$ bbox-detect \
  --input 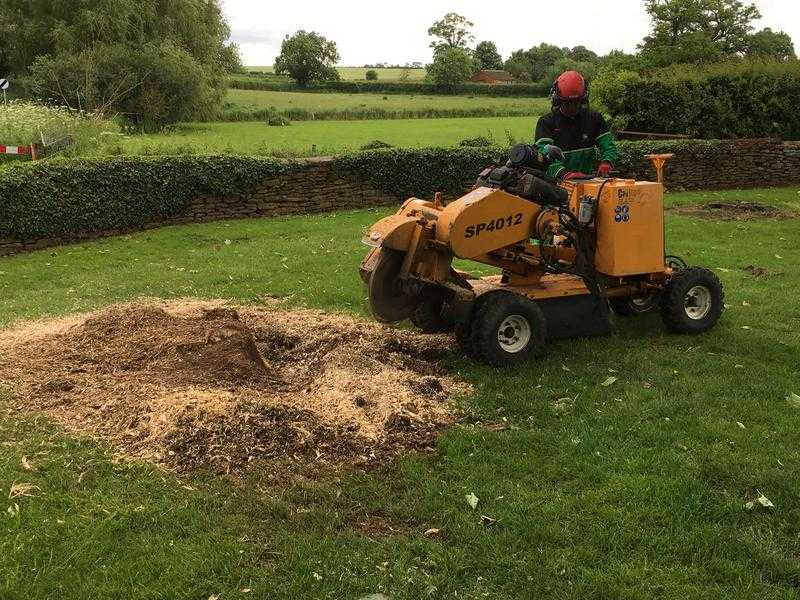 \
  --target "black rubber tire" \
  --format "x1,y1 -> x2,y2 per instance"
610,293 -> 661,317
411,297 -> 453,333
660,267 -> 724,334
472,293 -> 547,367
454,293 -> 496,359
367,249 -> 418,323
